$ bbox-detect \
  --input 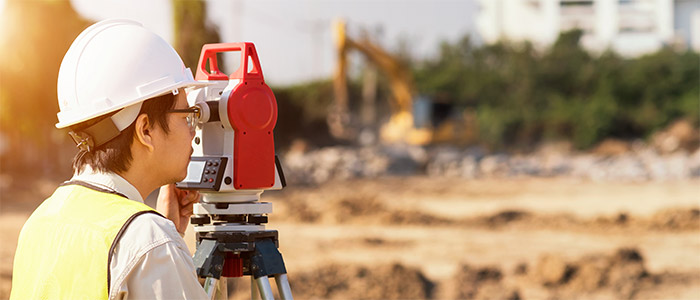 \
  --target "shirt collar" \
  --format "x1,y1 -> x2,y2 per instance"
71,165 -> 144,203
